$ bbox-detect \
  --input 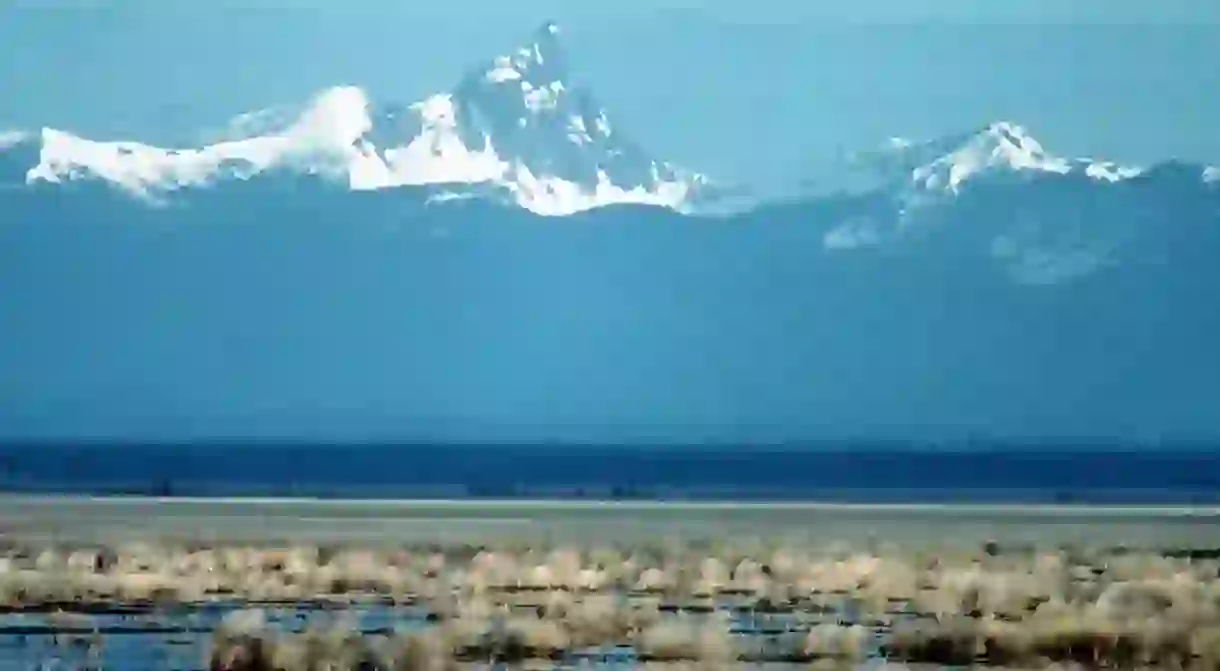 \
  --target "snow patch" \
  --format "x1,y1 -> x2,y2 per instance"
566,116 -> 592,145
505,164 -> 696,217
11,22 -> 709,218
910,122 -> 1072,193
594,112 -> 612,137
1083,161 -> 1143,182
19,82 -> 699,217
485,57 -> 522,83
26,86 -> 372,194
522,81 -> 565,113
350,94 -> 508,188
872,122 -> 1143,197
425,190 -> 480,205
